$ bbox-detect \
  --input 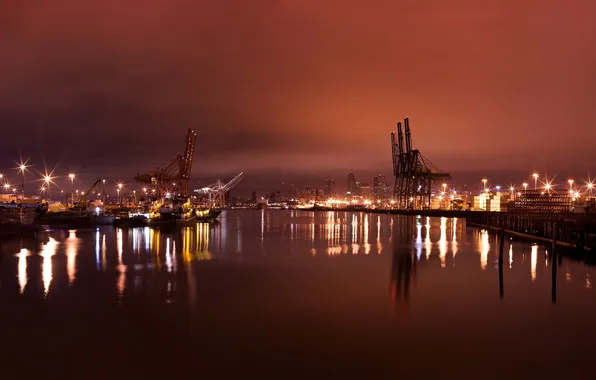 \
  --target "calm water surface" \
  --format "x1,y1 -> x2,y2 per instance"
1,210 -> 595,378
